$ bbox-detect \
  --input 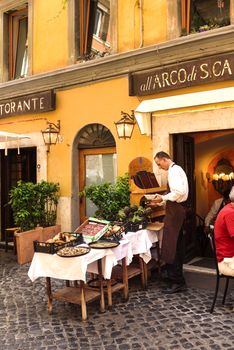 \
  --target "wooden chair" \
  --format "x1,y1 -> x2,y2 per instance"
196,214 -> 209,256
208,230 -> 234,313
5,227 -> 20,253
